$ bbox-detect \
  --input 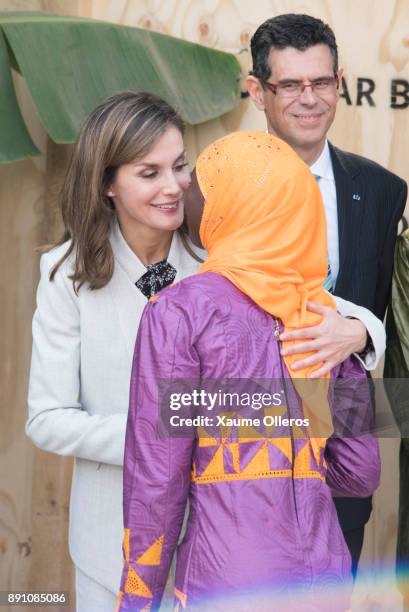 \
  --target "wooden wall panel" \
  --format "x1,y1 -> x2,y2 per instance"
0,3 -> 78,611
0,156 -> 45,608
82,0 -> 409,201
